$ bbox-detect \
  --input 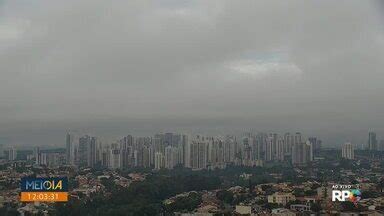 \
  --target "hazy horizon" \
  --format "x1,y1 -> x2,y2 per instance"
0,117 -> 382,148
